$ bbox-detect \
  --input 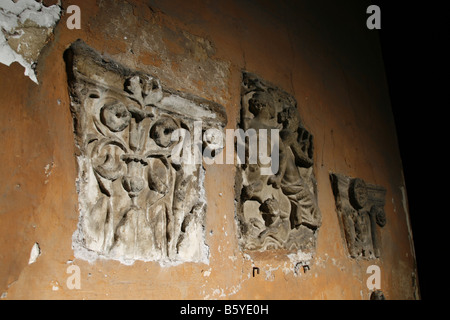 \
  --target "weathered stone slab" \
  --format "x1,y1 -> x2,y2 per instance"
235,72 -> 321,260
65,40 -> 226,265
